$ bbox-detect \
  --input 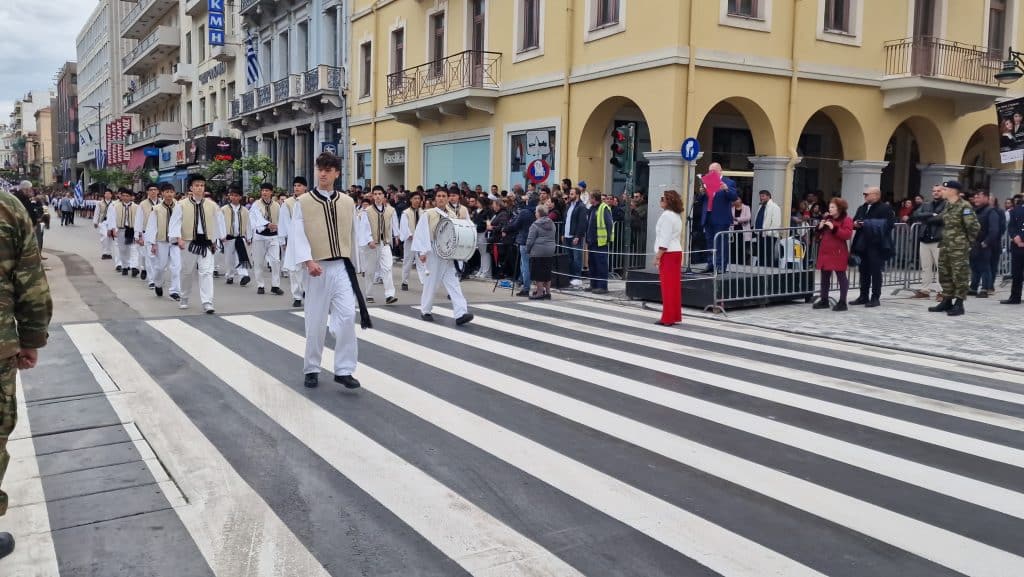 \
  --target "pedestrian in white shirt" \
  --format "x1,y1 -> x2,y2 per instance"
400,192 -> 426,290
105,188 -> 139,276
134,183 -> 161,286
249,183 -> 284,295
220,184 -> 252,286
280,176 -> 309,307
169,174 -> 226,313
144,183 -> 182,299
413,188 -> 474,326
360,185 -> 400,304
